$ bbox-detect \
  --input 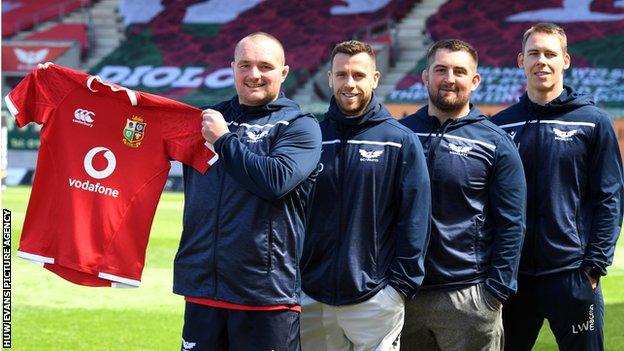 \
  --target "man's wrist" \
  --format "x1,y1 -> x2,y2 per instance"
213,132 -> 231,150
